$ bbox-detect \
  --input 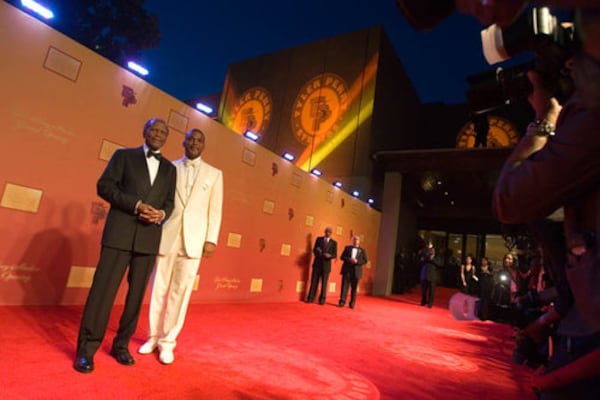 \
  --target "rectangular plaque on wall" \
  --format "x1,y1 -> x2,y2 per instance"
168,110 -> 188,133
66,266 -> 95,288
0,183 -> 43,213
280,244 -> 291,256
326,190 -> 334,203
296,281 -> 305,293
305,215 -> 314,227
291,173 -> 303,188
43,46 -> 82,82
328,282 -> 337,293
263,199 -> 275,214
250,278 -> 263,293
227,233 -> 242,248
242,148 -> 256,166
99,139 -> 123,161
